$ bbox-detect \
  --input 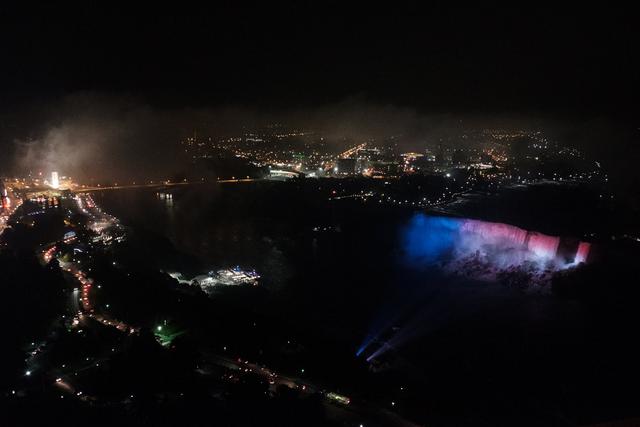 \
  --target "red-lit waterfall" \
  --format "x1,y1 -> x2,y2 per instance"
459,218 -> 590,264
461,220 -> 528,247
526,233 -> 561,260
575,241 -> 591,264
